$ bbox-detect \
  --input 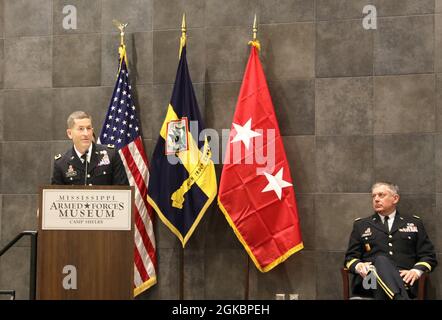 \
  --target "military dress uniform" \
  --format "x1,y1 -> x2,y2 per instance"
51,143 -> 129,185
344,212 -> 437,299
